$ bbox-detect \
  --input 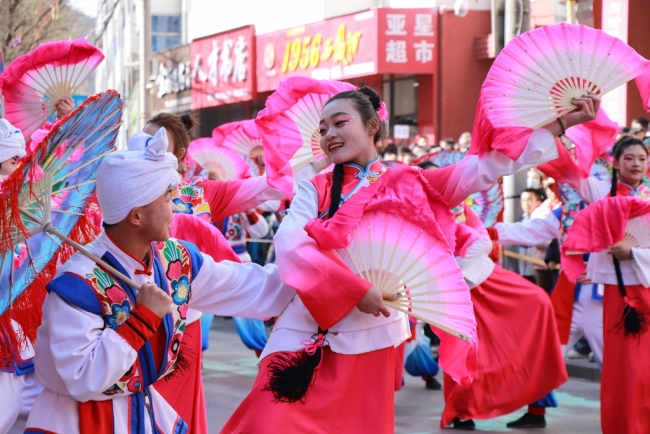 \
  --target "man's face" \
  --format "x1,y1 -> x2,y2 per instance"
136,189 -> 174,242
520,192 -> 542,215
0,156 -> 19,176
